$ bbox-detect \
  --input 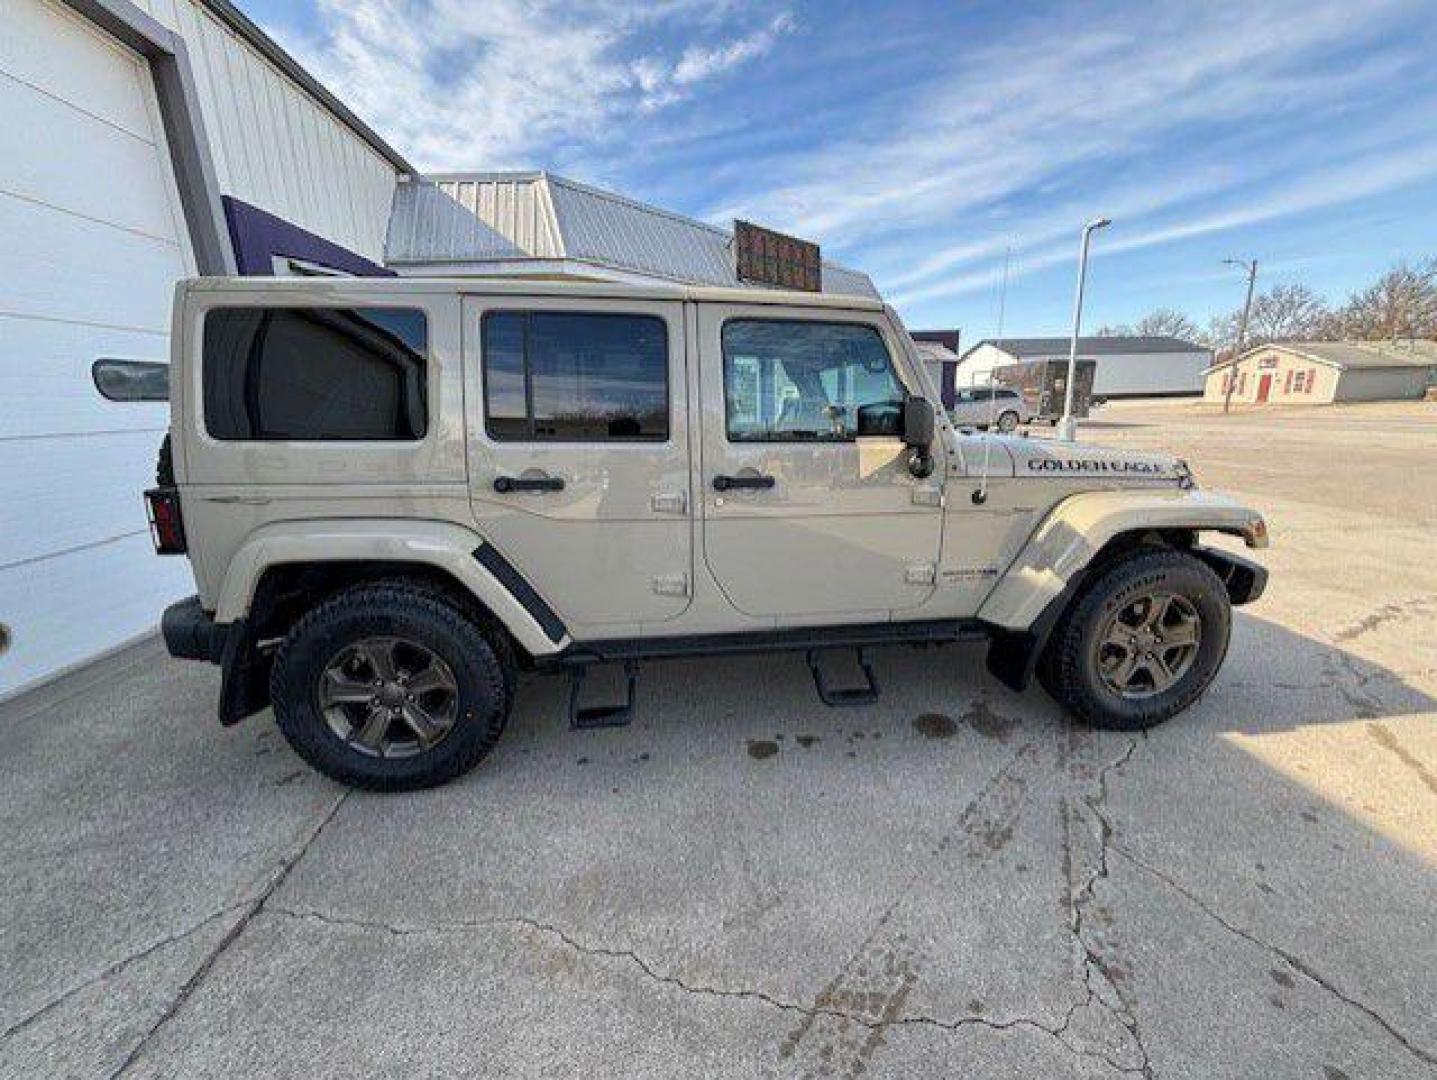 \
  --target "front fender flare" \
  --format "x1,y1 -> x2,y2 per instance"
978,489 -> 1268,633
215,519 -> 569,657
